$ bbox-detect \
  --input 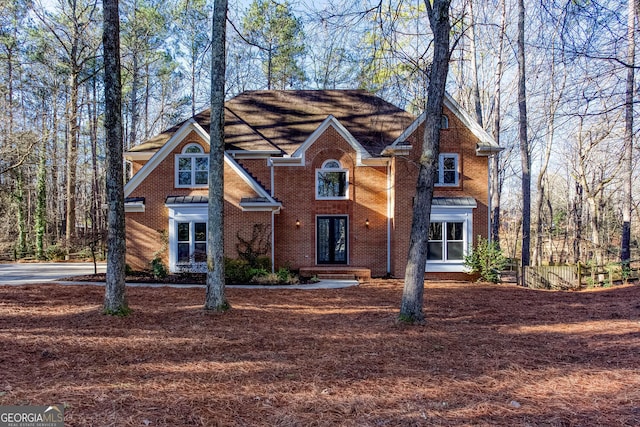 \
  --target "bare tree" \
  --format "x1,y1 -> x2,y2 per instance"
517,0 -> 531,280
103,0 -> 128,314
205,0 -> 230,312
621,0 -> 635,274
489,0 -> 506,245
399,0 -> 451,324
